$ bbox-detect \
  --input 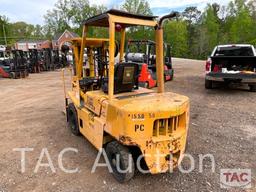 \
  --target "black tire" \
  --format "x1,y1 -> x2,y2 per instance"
9,72 -> 15,79
249,85 -> 256,92
17,72 -> 21,79
25,70 -> 29,77
67,103 -> 80,136
170,70 -> 174,81
205,79 -> 213,89
164,75 -> 167,82
149,69 -> 156,80
106,141 -> 135,183
144,82 -> 149,89
21,71 -> 25,78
